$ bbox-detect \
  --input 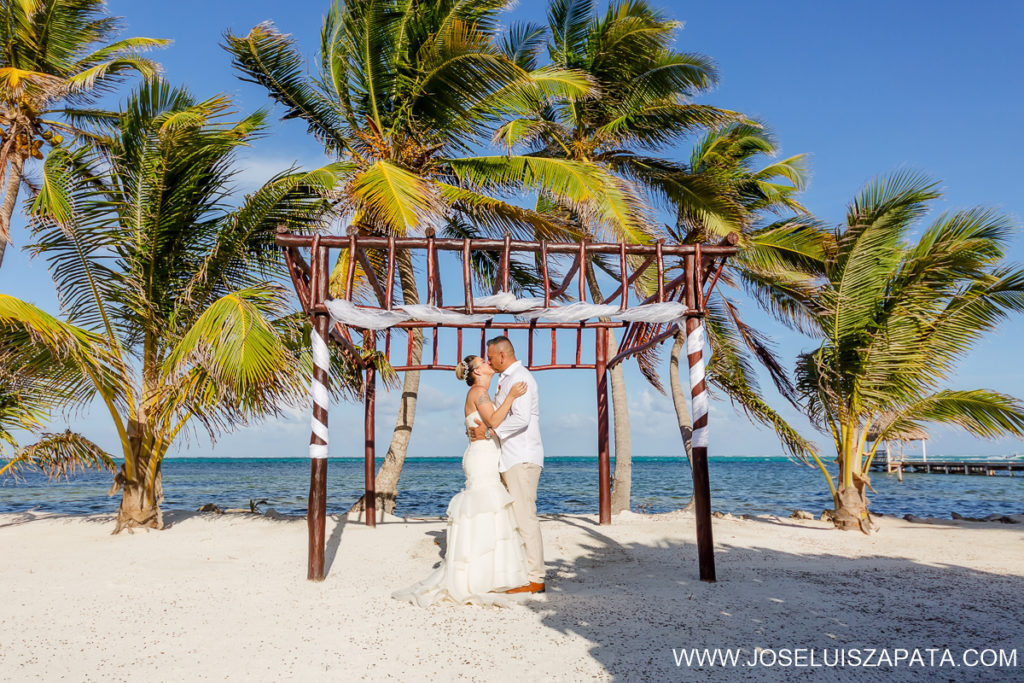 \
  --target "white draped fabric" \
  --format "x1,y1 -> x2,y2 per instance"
396,304 -> 493,324
611,301 -> 687,323
517,301 -> 620,321
324,299 -> 411,329
472,292 -> 546,312
325,295 -> 690,328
